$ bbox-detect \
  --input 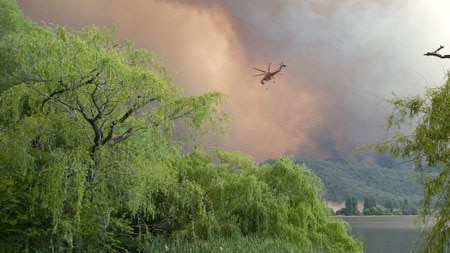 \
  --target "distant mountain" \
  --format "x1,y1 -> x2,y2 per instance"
265,157 -> 423,207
